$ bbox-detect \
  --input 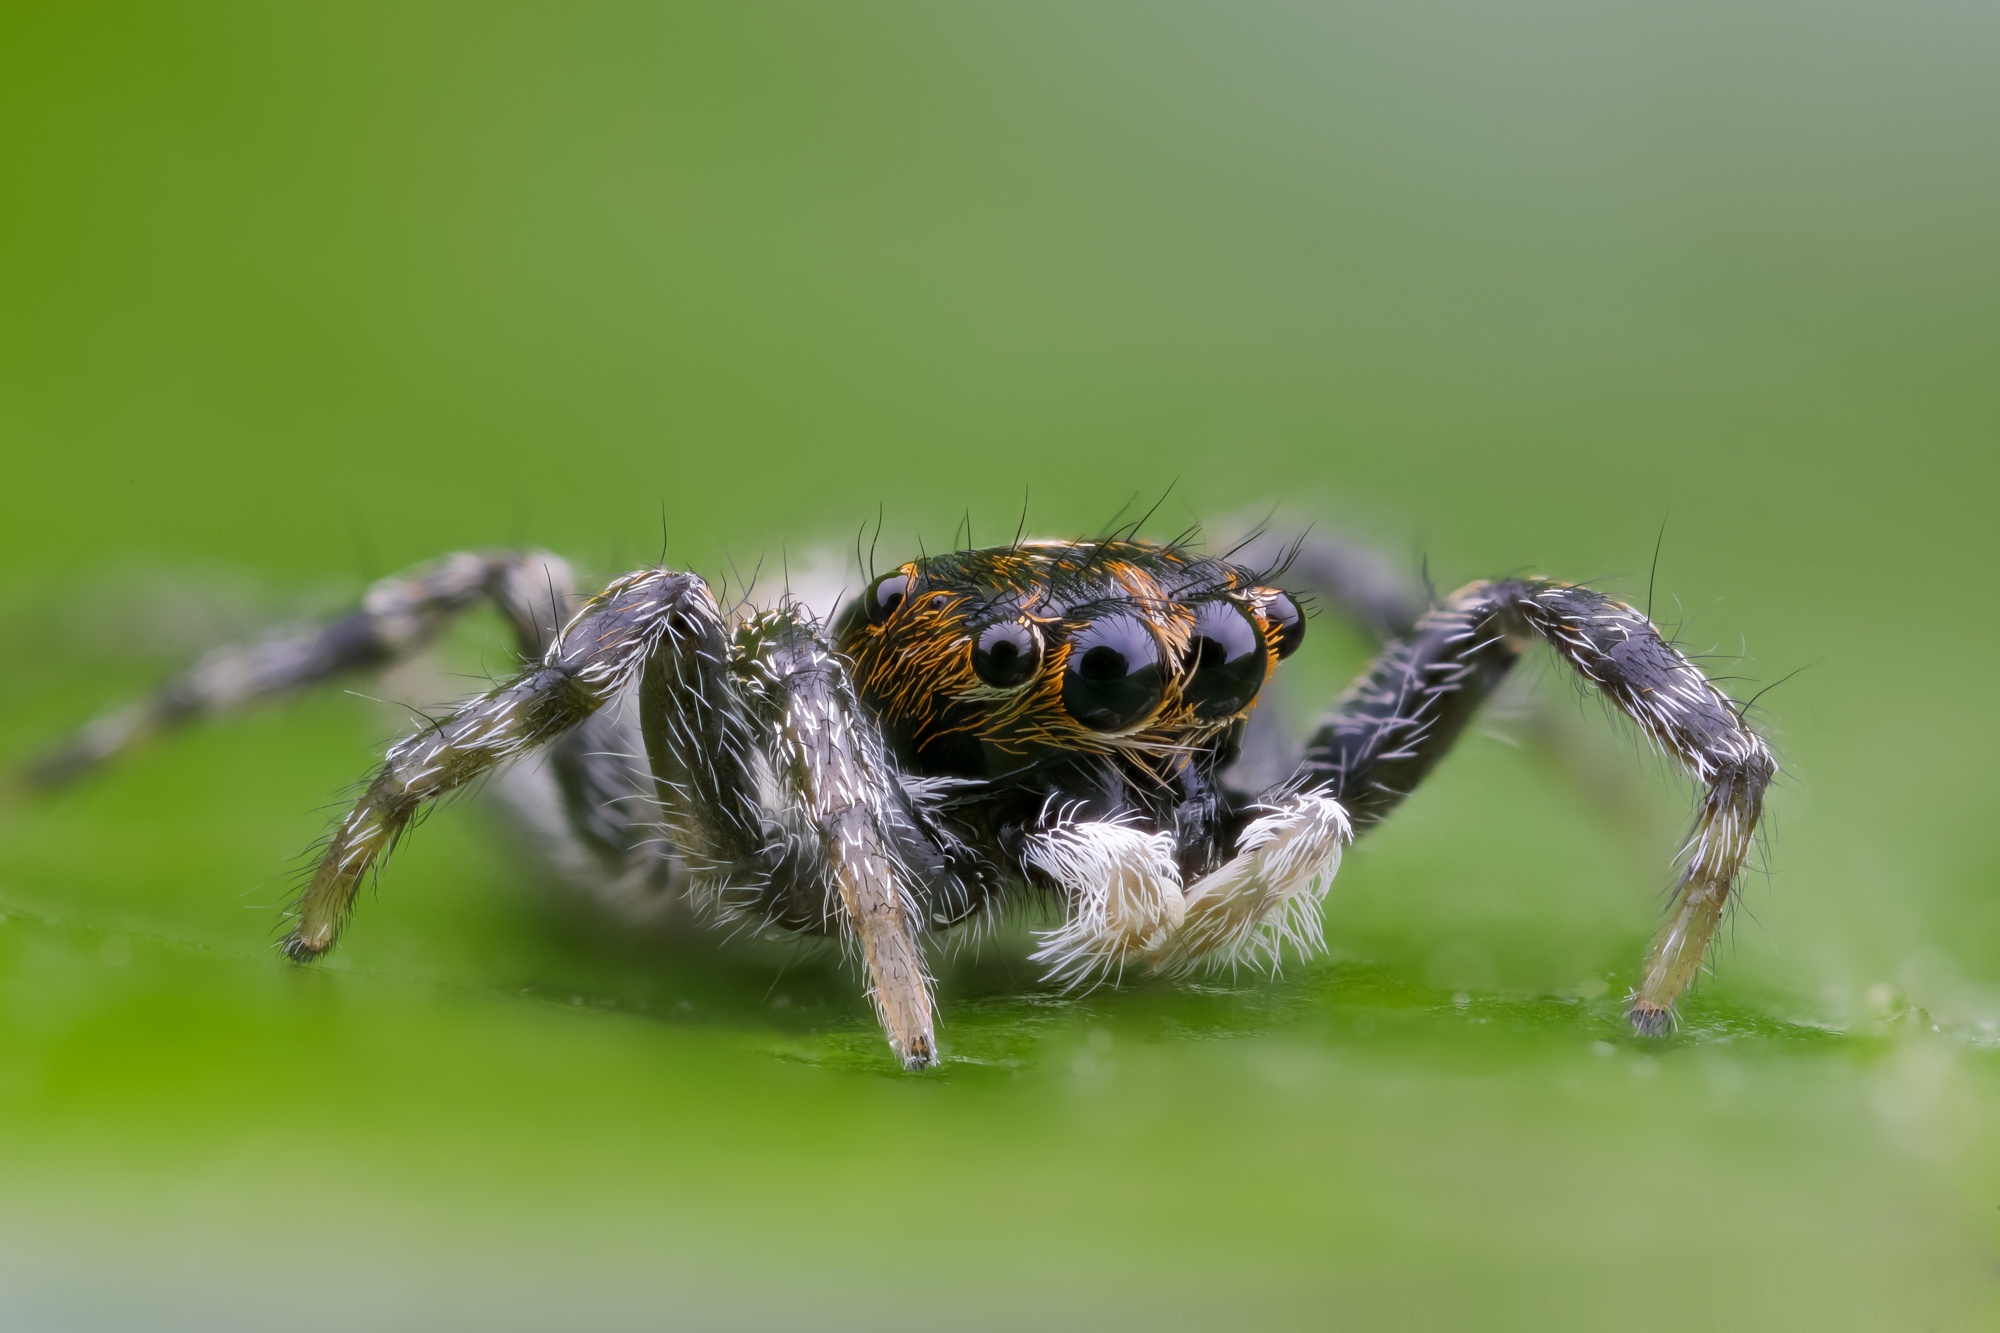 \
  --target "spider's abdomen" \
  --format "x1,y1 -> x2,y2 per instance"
832,539 -> 1304,782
